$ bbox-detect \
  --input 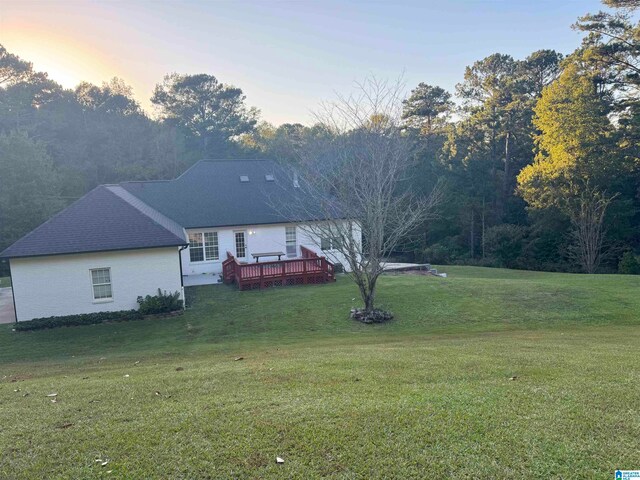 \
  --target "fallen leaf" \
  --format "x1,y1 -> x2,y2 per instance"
134,361 -> 140,365
101,460 -> 109,467
155,391 -> 161,396
51,399 -> 57,403
58,422 -> 74,429
46,393 -> 57,397
276,457 -> 284,464
22,392 -> 29,397
123,374 -> 130,378
234,357 -> 244,361
509,376 -> 518,381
